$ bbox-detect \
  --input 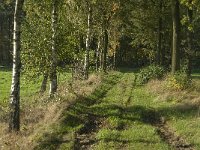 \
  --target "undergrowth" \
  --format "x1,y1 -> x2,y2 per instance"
136,65 -> 165,85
